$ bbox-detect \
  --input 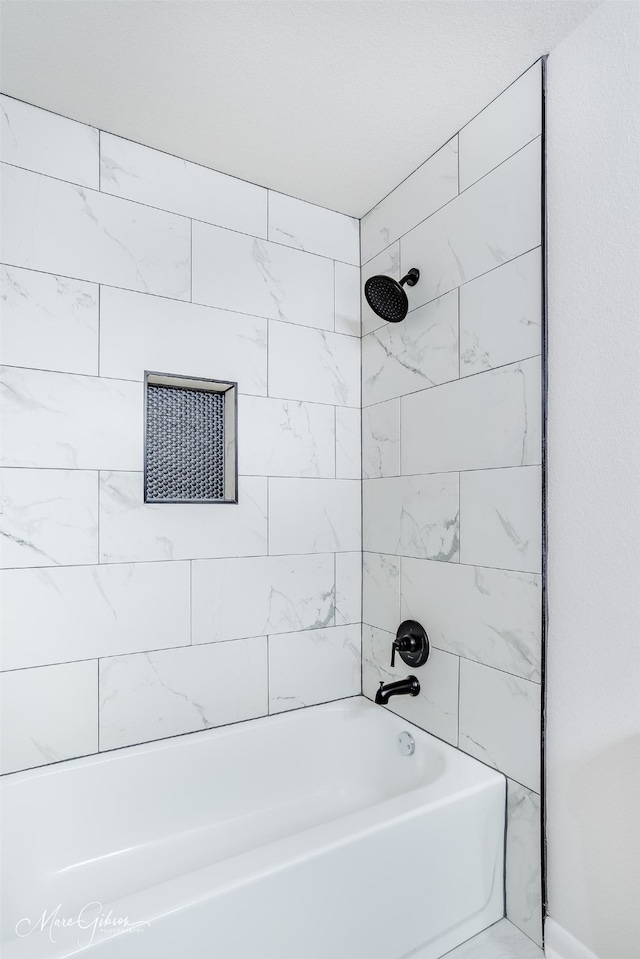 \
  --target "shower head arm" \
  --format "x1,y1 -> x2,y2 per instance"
399,268 -> 420,288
